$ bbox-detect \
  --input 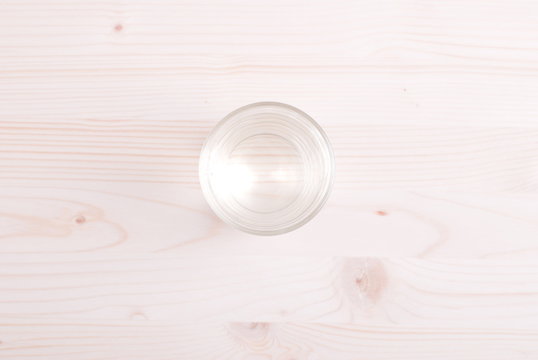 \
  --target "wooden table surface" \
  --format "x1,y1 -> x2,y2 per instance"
1,0 -> 538,358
